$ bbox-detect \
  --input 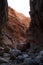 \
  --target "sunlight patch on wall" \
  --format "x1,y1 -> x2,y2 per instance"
8,0 -> 30,17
